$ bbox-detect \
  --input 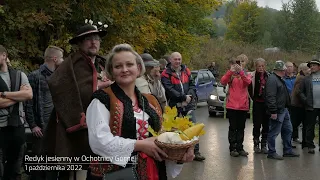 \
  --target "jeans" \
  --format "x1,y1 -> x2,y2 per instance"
267,108 -> 293,155
227,109 -> 247,152
305,108 -> 320,148
180,110 -> 199,153
252,101 -> 269,144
